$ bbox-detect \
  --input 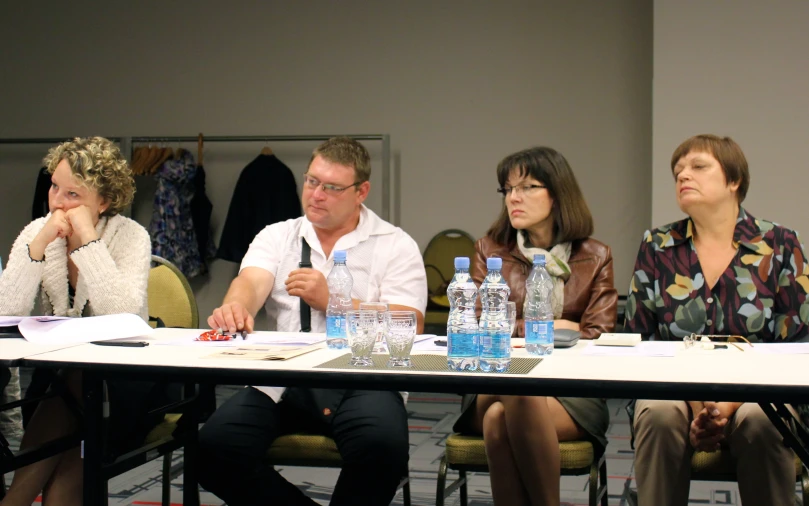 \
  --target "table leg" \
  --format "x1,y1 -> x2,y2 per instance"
182,382 -> 200,506
82,371 -> 106,506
